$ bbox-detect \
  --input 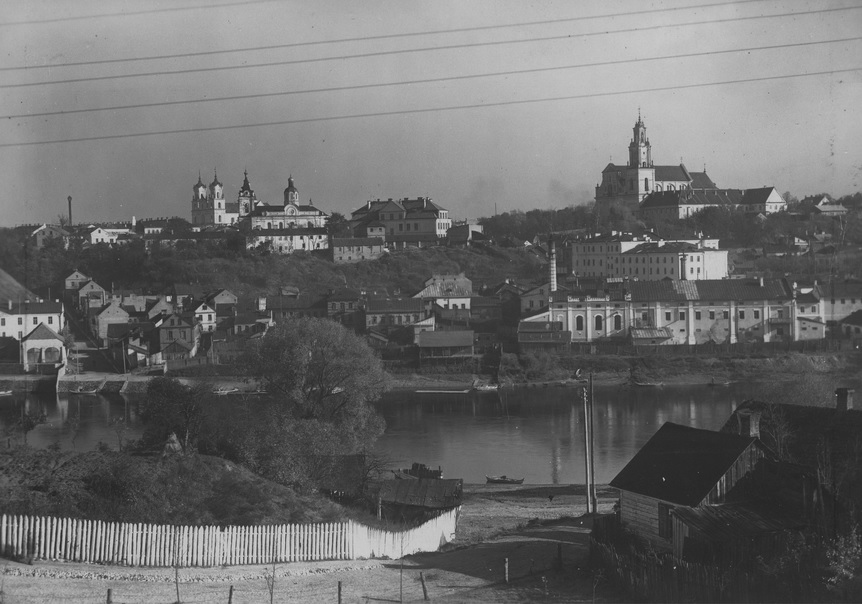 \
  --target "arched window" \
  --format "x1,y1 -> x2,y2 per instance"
595,315 -> 604,331
644,178 -> 649,191
614,314 -> 622,331
668,184 -> 675,191
575,315 -> 584,331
